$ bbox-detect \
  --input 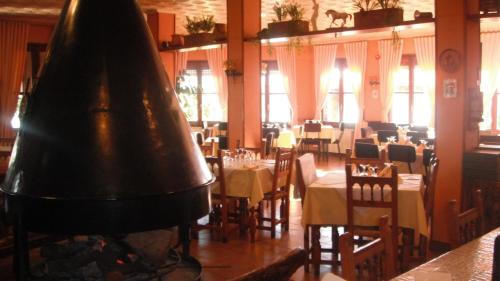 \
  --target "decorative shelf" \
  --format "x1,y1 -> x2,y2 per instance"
159,39 -> 227,52
246,18 -> 435,42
